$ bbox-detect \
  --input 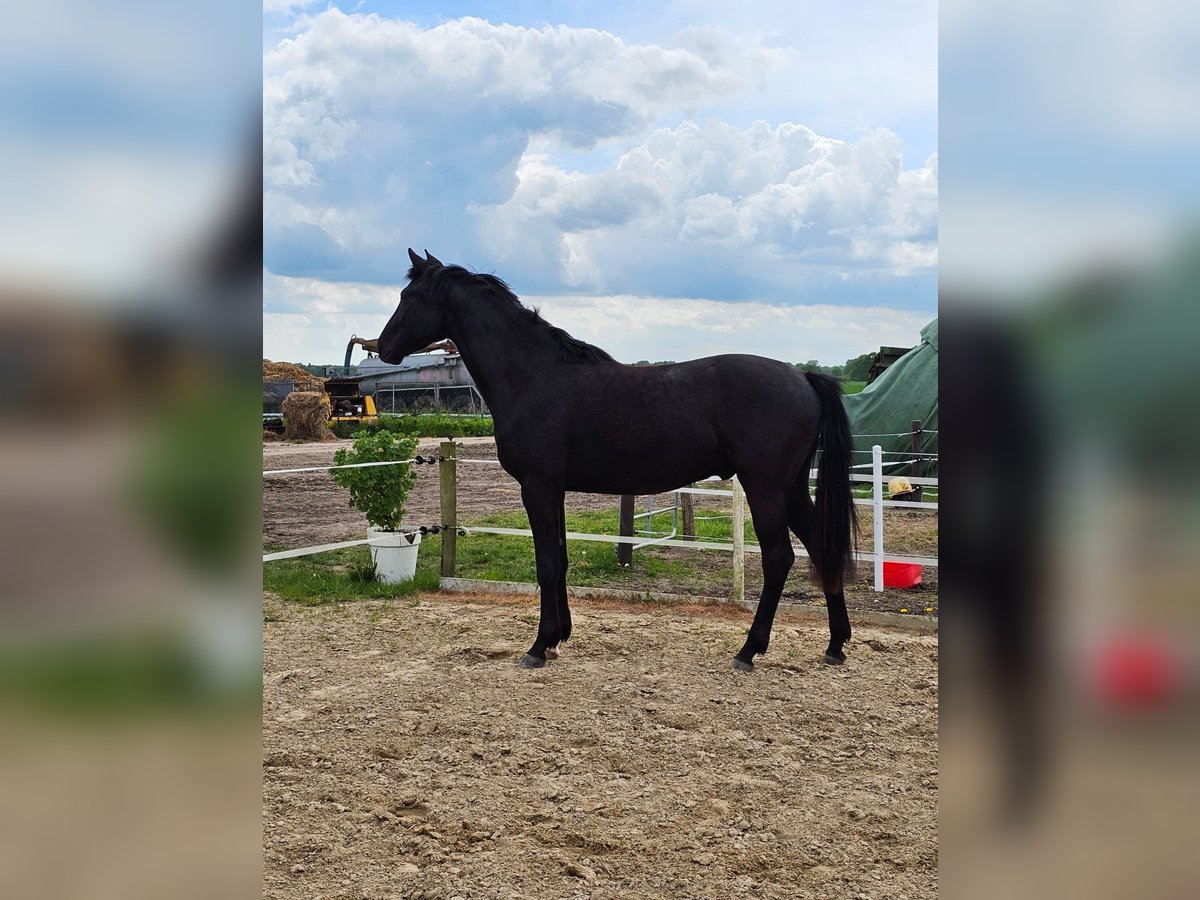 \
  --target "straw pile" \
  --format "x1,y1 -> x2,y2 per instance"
281,391 -> 335,442
263,359 -> 324,394
263,429 -> 283,442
